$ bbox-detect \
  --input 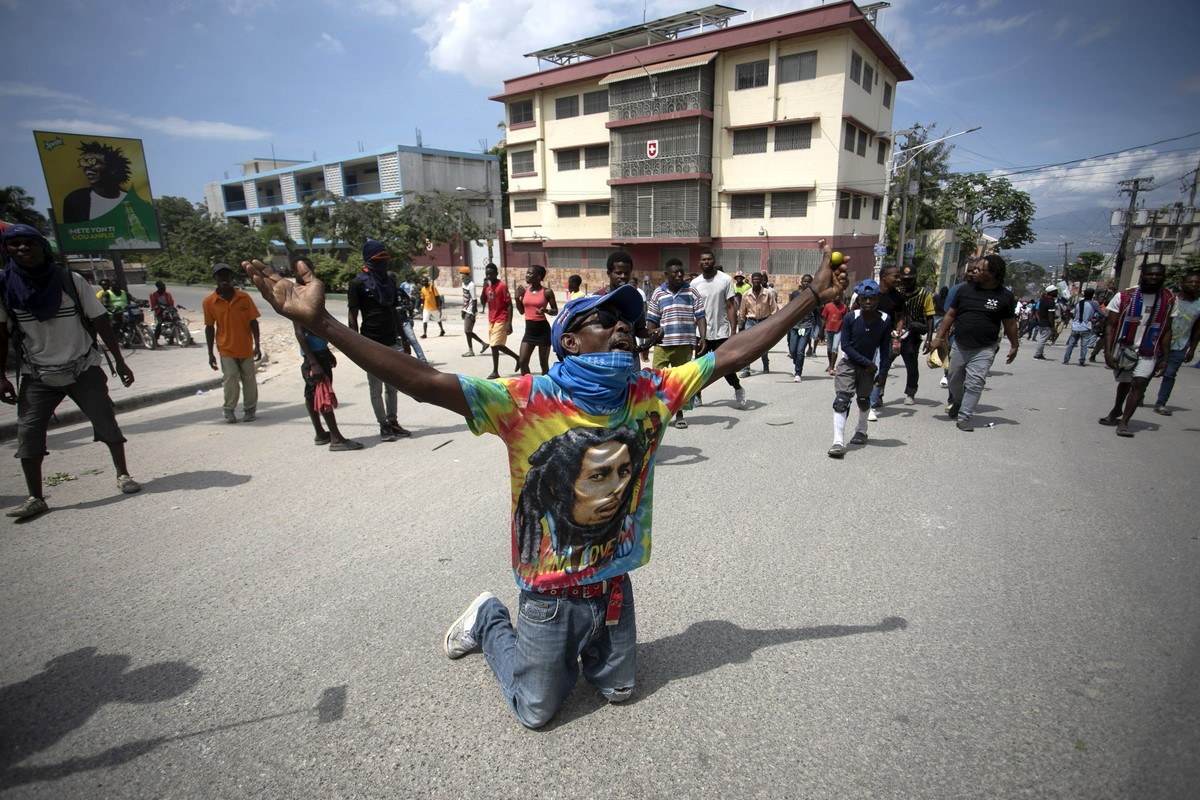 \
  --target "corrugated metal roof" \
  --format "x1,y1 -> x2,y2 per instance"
599,52 -> 718,86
